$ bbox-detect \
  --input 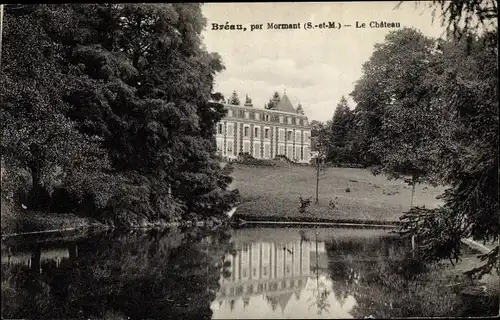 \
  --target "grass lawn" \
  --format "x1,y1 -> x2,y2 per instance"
230,164 -> 447,223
